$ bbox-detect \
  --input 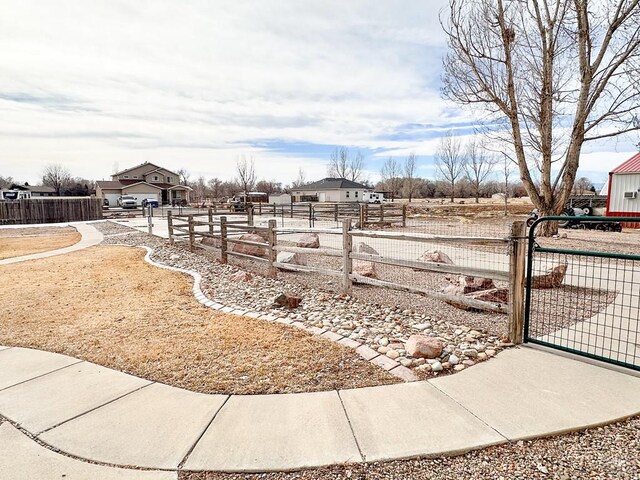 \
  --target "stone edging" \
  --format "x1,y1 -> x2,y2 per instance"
124,244 -> 418,382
